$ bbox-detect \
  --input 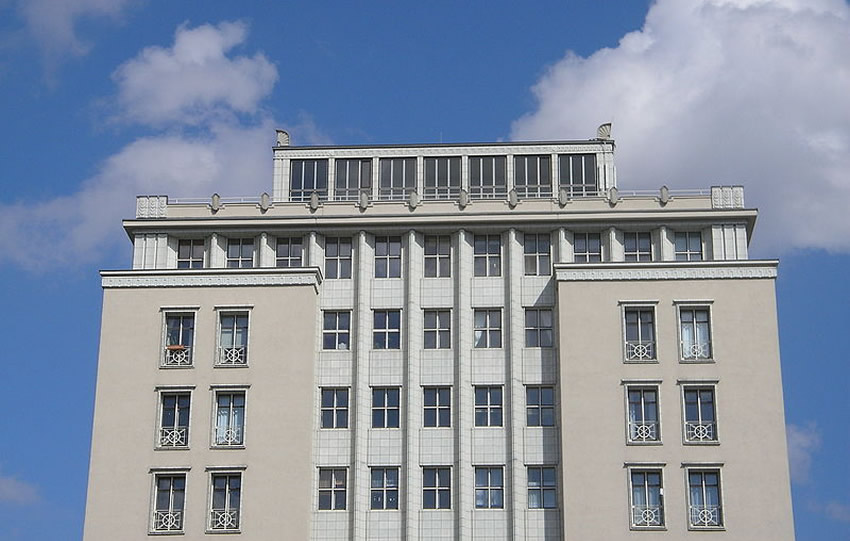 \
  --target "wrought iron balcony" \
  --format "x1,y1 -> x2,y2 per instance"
625,340 -> 656,361
163,345 -> 192,366
215,427 -> 243,446
159,427 -> 188,447
685,421 -> 717,442
628,421 -> 659,442
217,346 -> 247,365
632,504 -> 664,527
682,341 -> 712,360
210,509 -> 240,530
153,510 -> 183,531
689,504 -> 722,527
